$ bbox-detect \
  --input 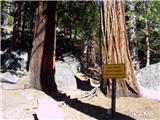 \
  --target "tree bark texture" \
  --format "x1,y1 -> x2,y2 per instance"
100,0 -> 140,97
128,0 -> 140,70
81,31 -> 97,77
88,31 -> 96,68
144,2 -> 150,66
12,2 -> 22,50
29,1 -> 57,93
145,24 -> 150,66
21,3 -> 27,42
